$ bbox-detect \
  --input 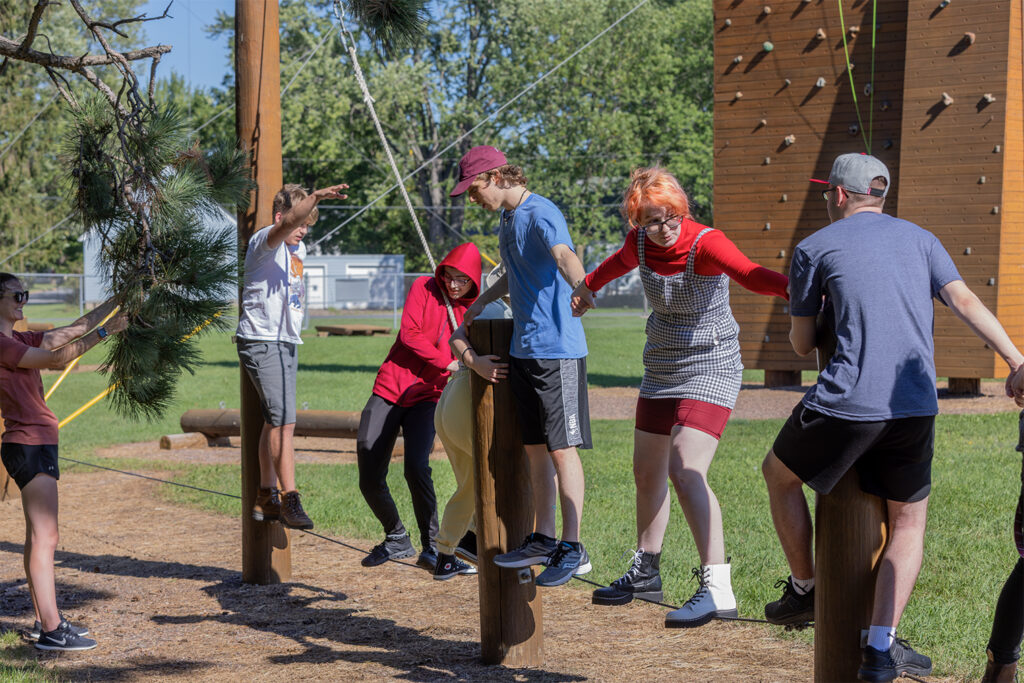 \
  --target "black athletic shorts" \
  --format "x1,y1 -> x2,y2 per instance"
771,402 -> 934,503
0,443 -> 59,490
510,356 -> 592,451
